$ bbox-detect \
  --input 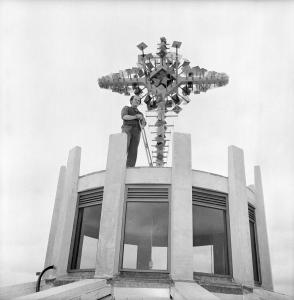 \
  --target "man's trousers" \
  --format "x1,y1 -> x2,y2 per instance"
122,125 -> 141,167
